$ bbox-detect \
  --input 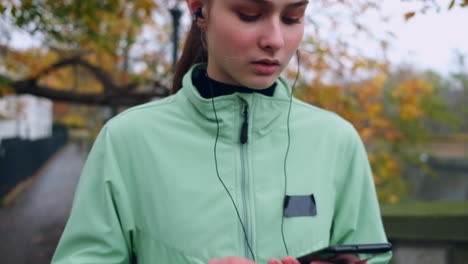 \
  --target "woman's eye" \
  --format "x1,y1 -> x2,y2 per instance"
283,17 -> 302,24
238,13 -> 261,22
